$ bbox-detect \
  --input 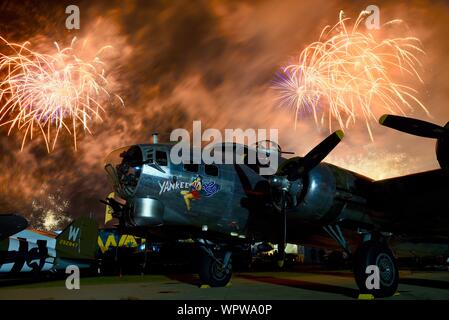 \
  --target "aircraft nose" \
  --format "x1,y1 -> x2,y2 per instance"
104,145 -> 145,198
